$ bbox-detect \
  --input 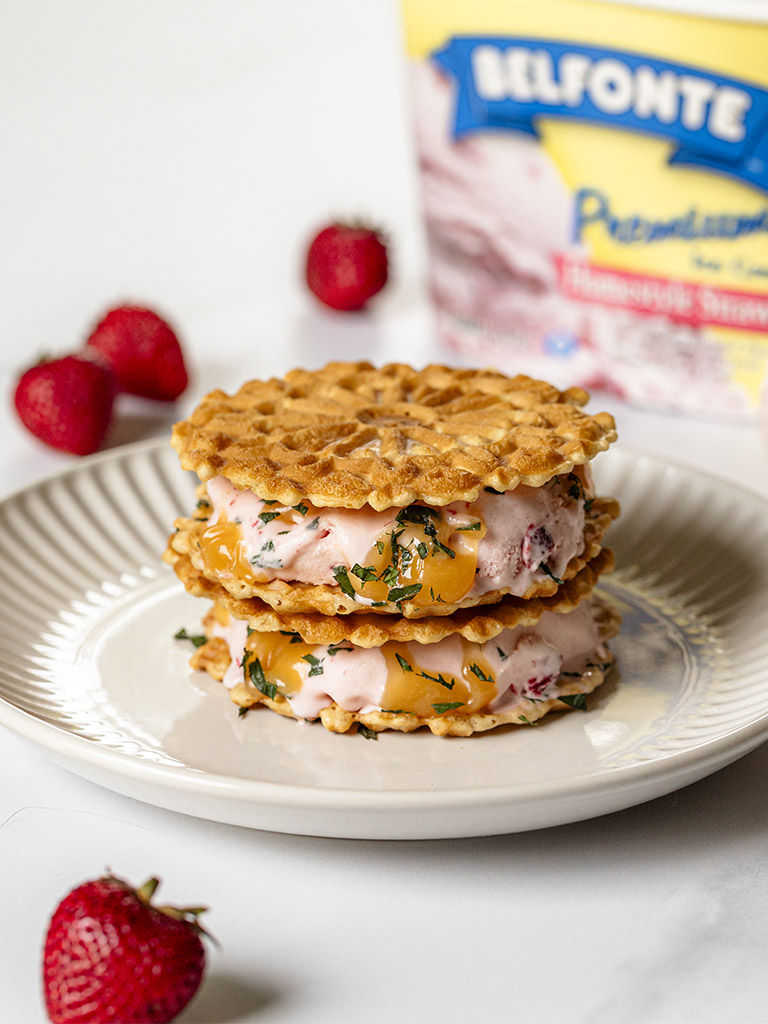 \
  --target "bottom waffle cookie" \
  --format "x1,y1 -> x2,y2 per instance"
178,556 -> 621,737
